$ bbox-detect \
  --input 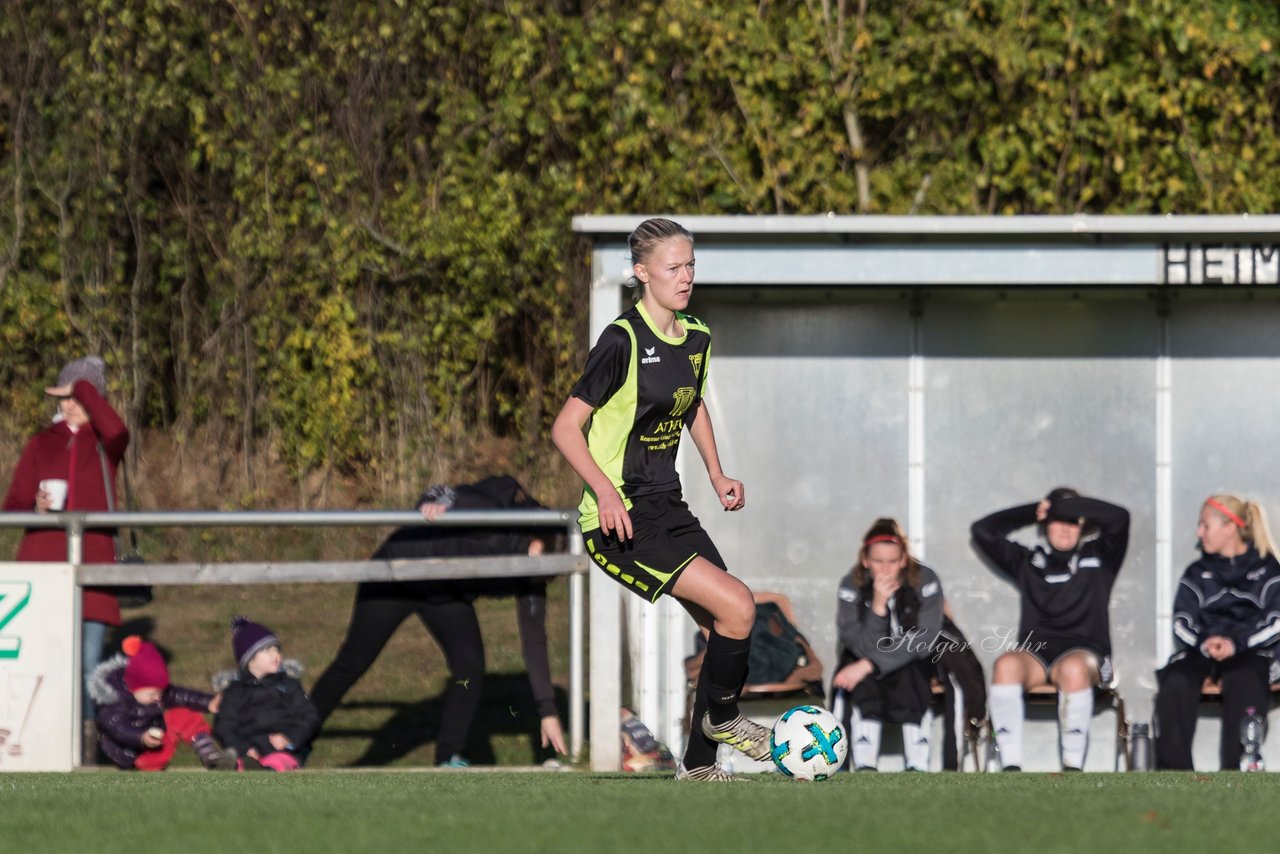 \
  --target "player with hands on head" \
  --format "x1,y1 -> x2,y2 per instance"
971,487 -> 1130,771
